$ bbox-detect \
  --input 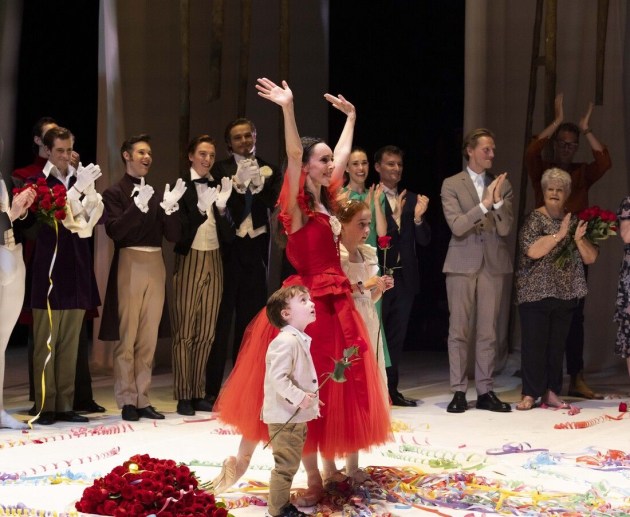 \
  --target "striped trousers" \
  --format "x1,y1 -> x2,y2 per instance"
172,248 -> 223,400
